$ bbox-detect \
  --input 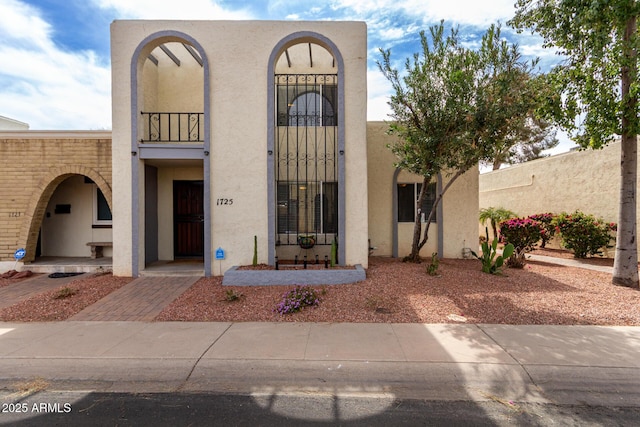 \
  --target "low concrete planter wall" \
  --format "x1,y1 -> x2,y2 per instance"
222,265 -> 366,286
